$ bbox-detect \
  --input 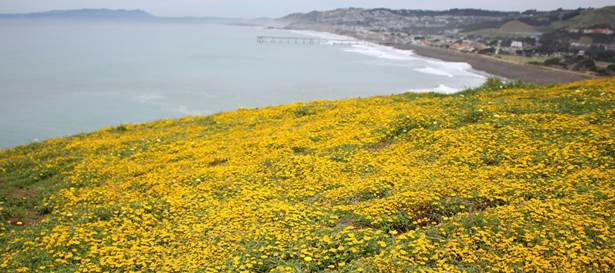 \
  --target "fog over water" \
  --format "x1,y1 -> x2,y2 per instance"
0,22 -> 487,148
